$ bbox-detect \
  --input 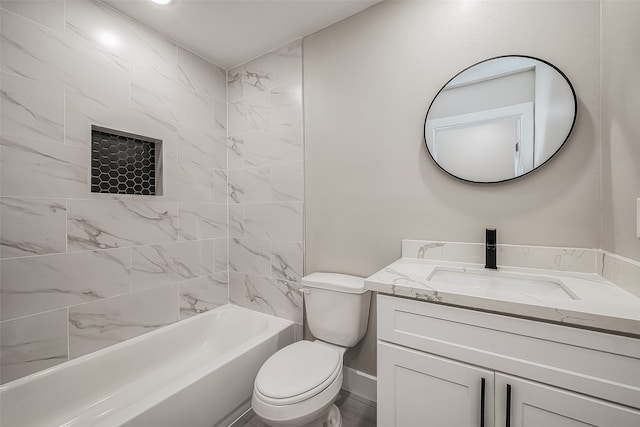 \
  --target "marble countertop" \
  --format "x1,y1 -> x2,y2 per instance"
365,257 -> 640,336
